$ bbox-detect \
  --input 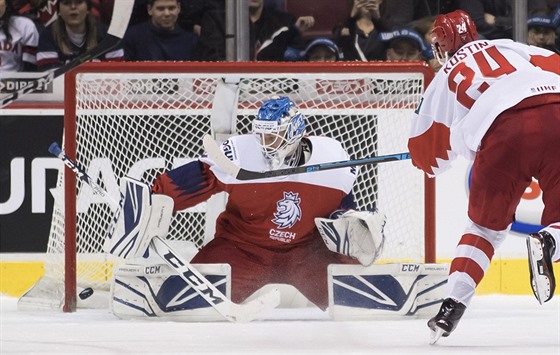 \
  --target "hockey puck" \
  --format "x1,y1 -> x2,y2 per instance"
79,287 -> 94,300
